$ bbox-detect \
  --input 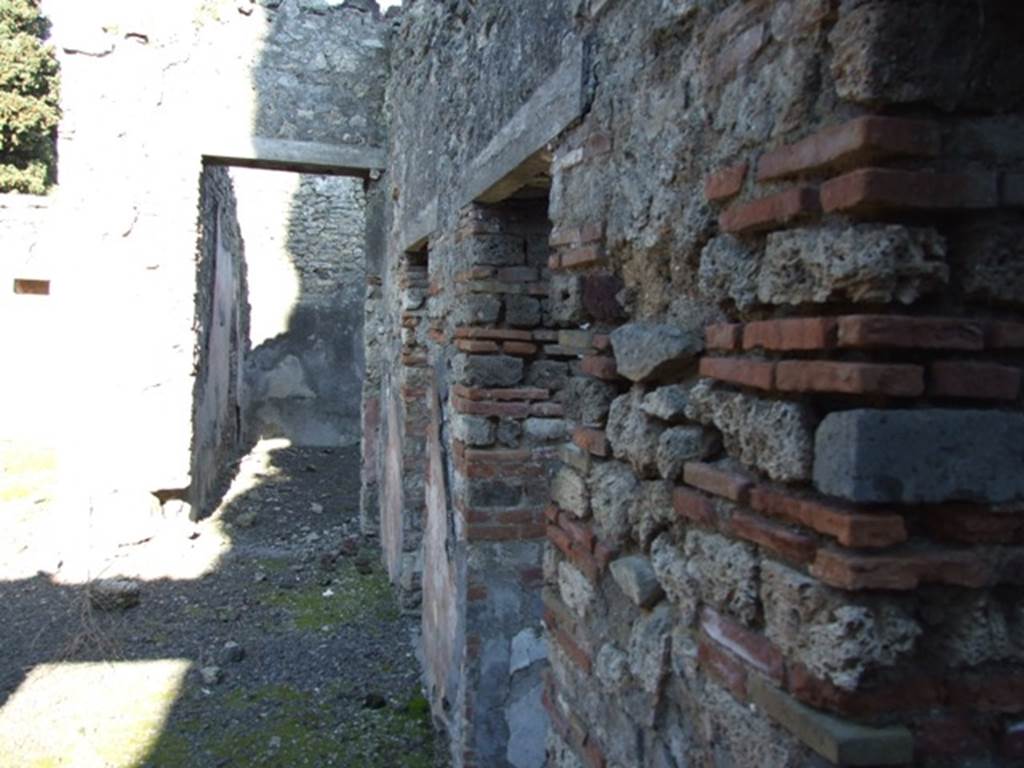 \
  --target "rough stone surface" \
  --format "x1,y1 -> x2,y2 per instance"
759,225 -> 948,306
700,683 -> 815,768
88,578 -> 142,611
558,561 -> 596,619
610,324 -> 703,383
641,385 -> 693,422
627,604 -> 673,695
698,235 -> 761,310
610,555 -> 664,608
656,426 -> 719,481
560,377 -> 616,427
748,676 -> 914,766
525,360 -> 570,391
496,419 -> 523,447
814,409 -> 1024,504
684,530 -> 759,625
628,481 -> 675,550
453,414 -> 496,447
546,731 -> 585,768
686,381 -> 815,482
505,295 -> 542,327
650,534 -> 699,626
238,171 -> 367,449
761,562 -> 921,691
523,418 -> 567,443
828,0 -> 1024,112
199,666 -> 224,686
921,592 -> 1024,669
452,354 -> 524,388
595,644 -> 630,691
453,295 -> 502,325
548,273 -> 586,326
961,219 -> 1024,306
589,461 -> 638,547
607,390 -> 664,478
551,466 -> 589,518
